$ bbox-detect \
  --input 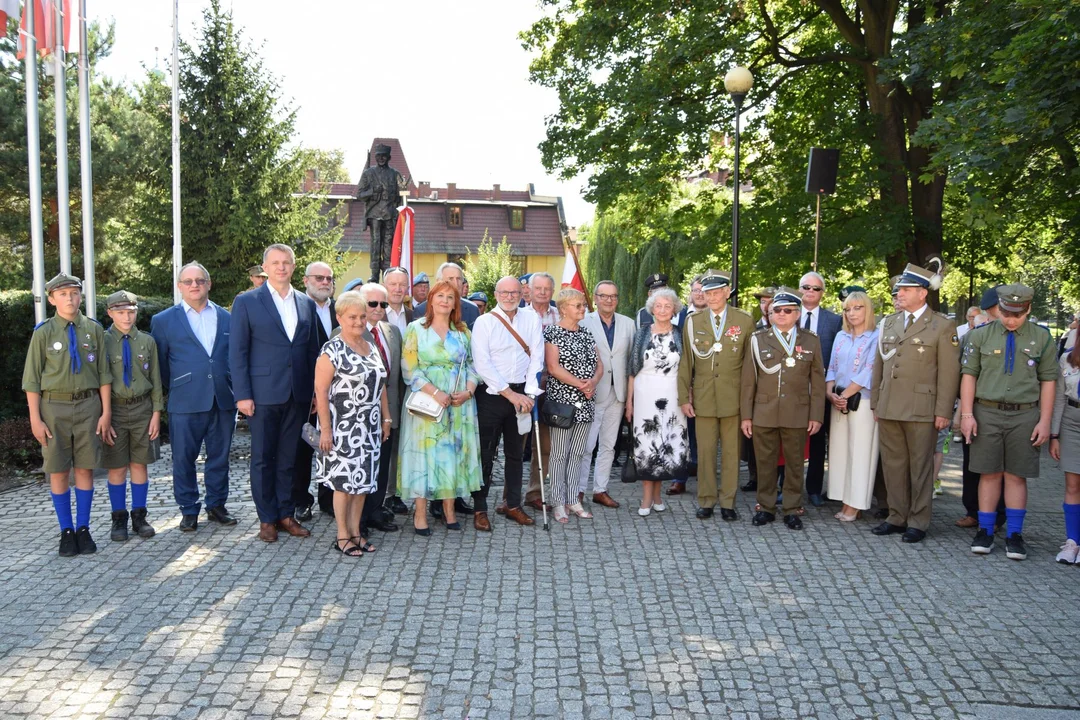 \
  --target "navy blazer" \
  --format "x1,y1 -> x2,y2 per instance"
150,302 -> 235,414
412,297 -> 480,330
229,284 -> 320,405
812,307 -> 843,367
